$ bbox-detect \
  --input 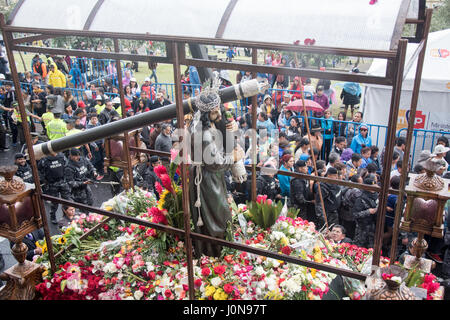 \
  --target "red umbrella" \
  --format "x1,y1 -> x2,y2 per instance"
285,99 -> 324,113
